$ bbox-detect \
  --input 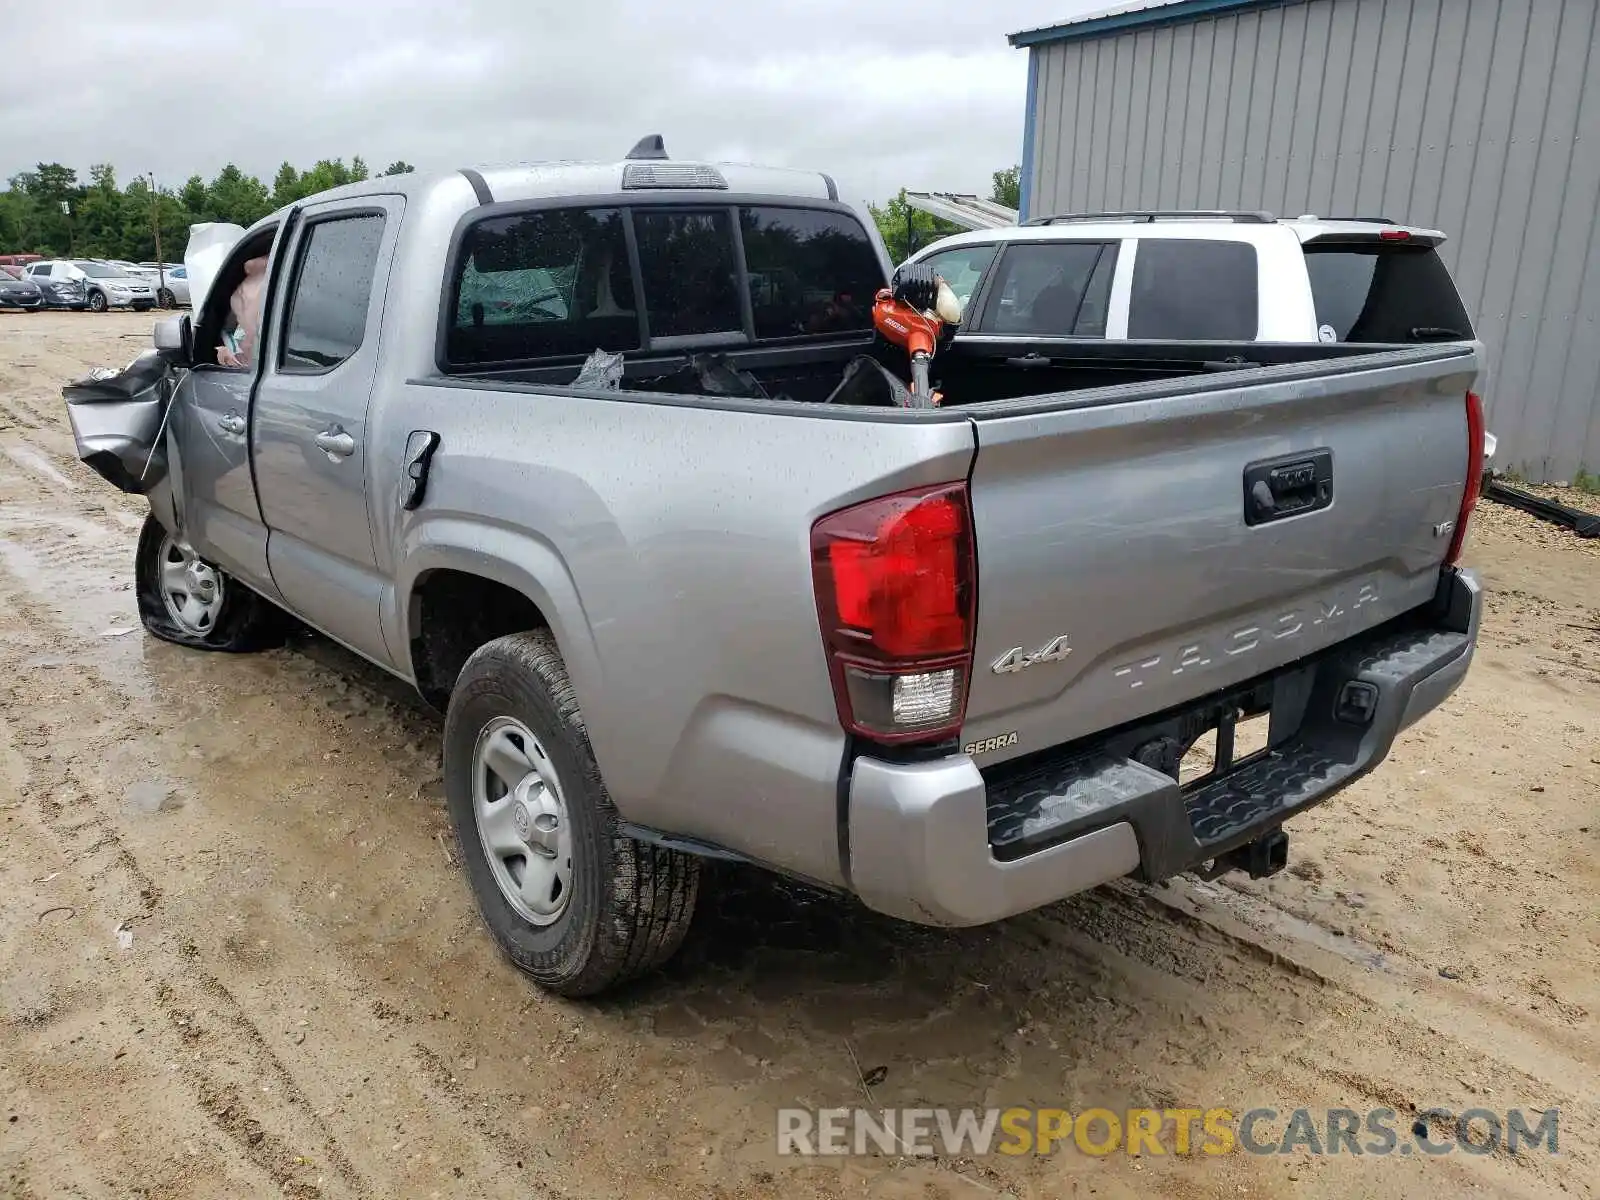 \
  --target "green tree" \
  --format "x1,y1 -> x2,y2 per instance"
180,174 -> 208,215
205,164 -> 272,226
77,163 -> 125,256
867,189 -> 960,264
271,162 -> 304,207
382,161 -> 415,176
991,165 -> 1021,211
350,156 -> 369,182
